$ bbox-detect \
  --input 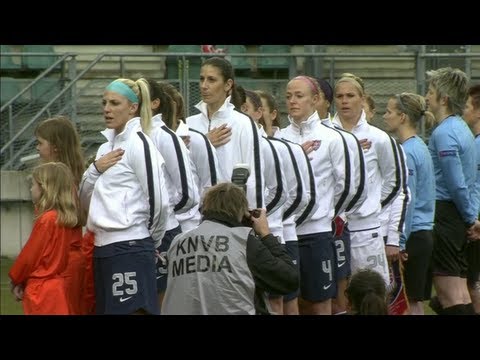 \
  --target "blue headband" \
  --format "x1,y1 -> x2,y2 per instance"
105,80 -> 139,103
